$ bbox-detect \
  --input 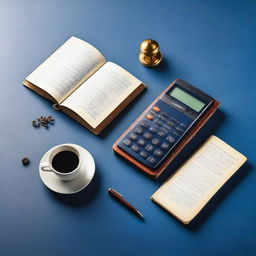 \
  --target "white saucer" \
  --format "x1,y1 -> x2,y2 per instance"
39,144 -> 95,194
